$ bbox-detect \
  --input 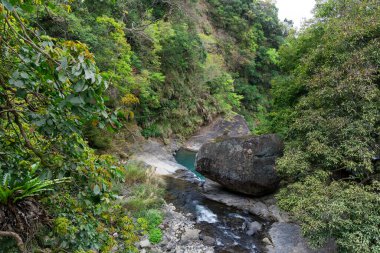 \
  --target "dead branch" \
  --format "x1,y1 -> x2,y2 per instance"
0,231 -> 26,253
